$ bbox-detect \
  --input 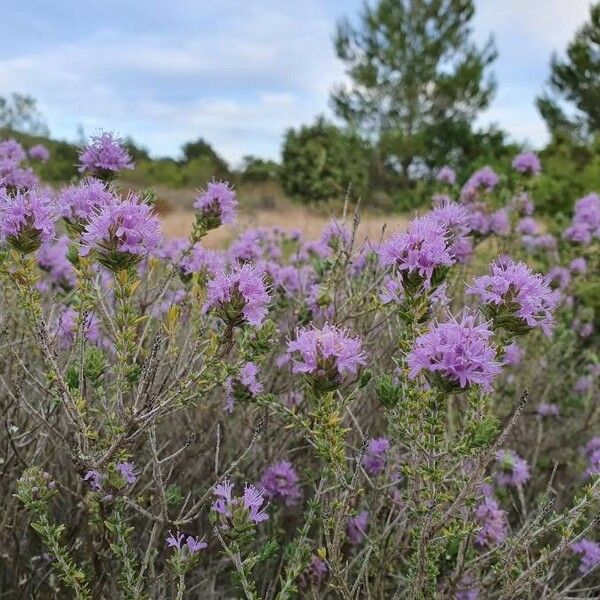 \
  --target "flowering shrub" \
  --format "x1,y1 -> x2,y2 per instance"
0,135 -> 599,599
